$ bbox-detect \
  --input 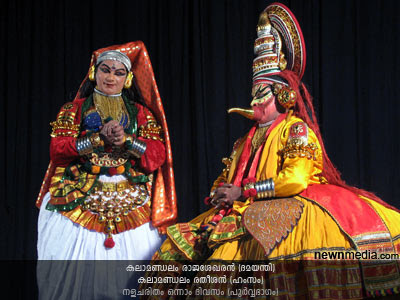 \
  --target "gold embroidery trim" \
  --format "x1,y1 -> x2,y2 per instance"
60,201 -> 151,235
138,116 -> 164,142
57,110 -> 76,123
89,151 -> 129,167
50,120 -> 80,137
280,142 -> 318,160
251,126 -> 269,154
